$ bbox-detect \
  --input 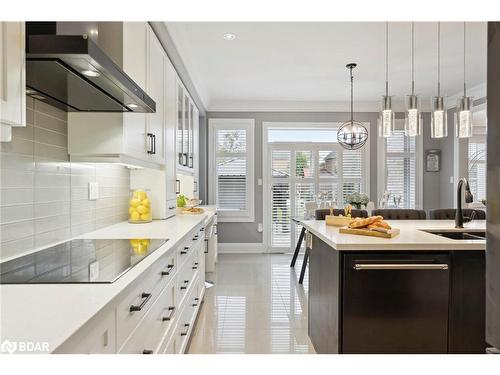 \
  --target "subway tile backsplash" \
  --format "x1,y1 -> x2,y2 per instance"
0,96 -> 130,261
